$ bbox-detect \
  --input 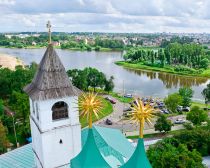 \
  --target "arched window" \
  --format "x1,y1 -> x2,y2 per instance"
52,101 -> 68,120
